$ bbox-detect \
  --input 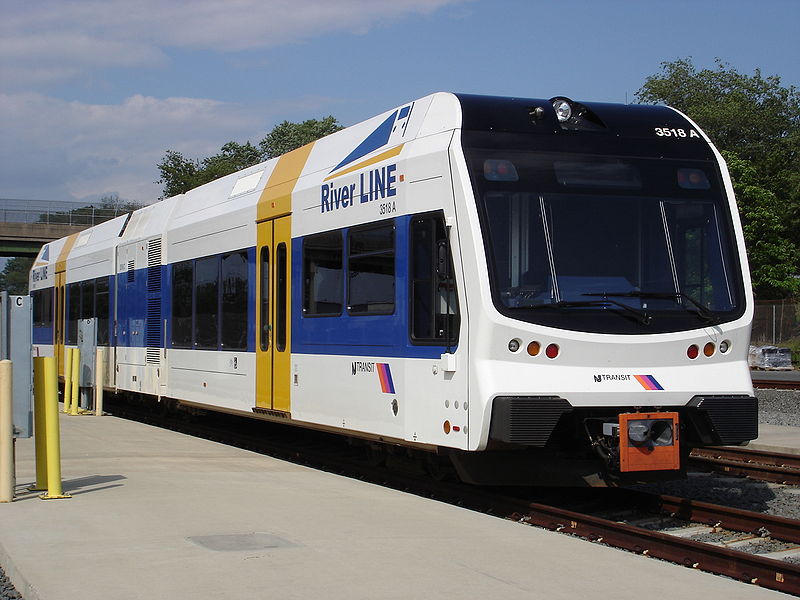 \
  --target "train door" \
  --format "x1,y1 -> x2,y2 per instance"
256,216 -> 292,413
